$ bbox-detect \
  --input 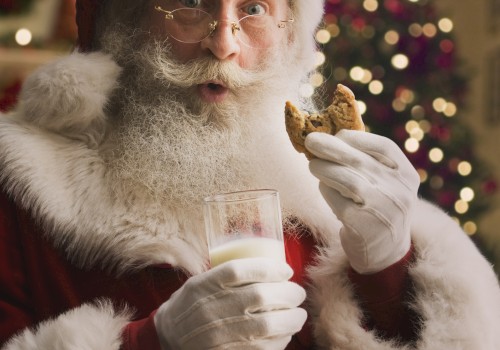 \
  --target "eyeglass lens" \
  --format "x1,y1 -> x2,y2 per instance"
162,8 -> 282,48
